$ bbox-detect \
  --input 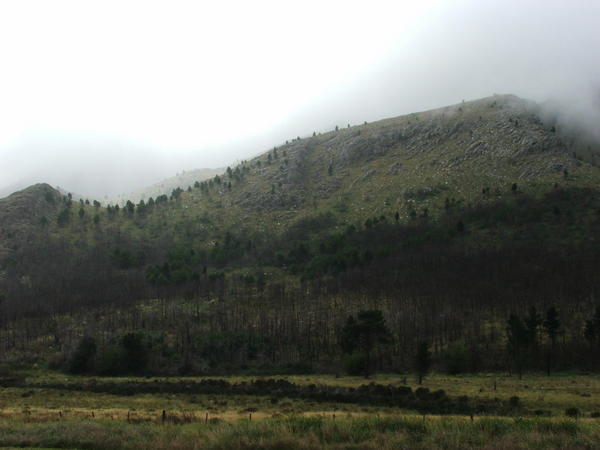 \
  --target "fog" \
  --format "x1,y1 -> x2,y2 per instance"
1,0 -> 599,199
